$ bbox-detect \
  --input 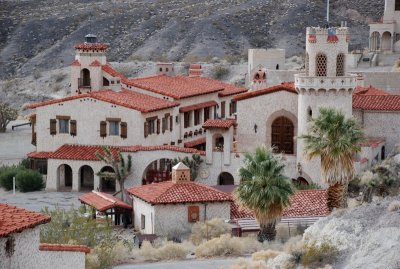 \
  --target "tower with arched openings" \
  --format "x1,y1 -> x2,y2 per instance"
71,34 -> 109,95
295,26 -> 357,183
